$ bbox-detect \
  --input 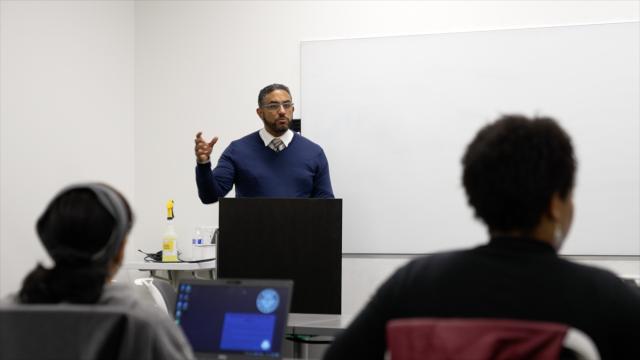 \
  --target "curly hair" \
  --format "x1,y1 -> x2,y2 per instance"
462,114 -> 576,232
